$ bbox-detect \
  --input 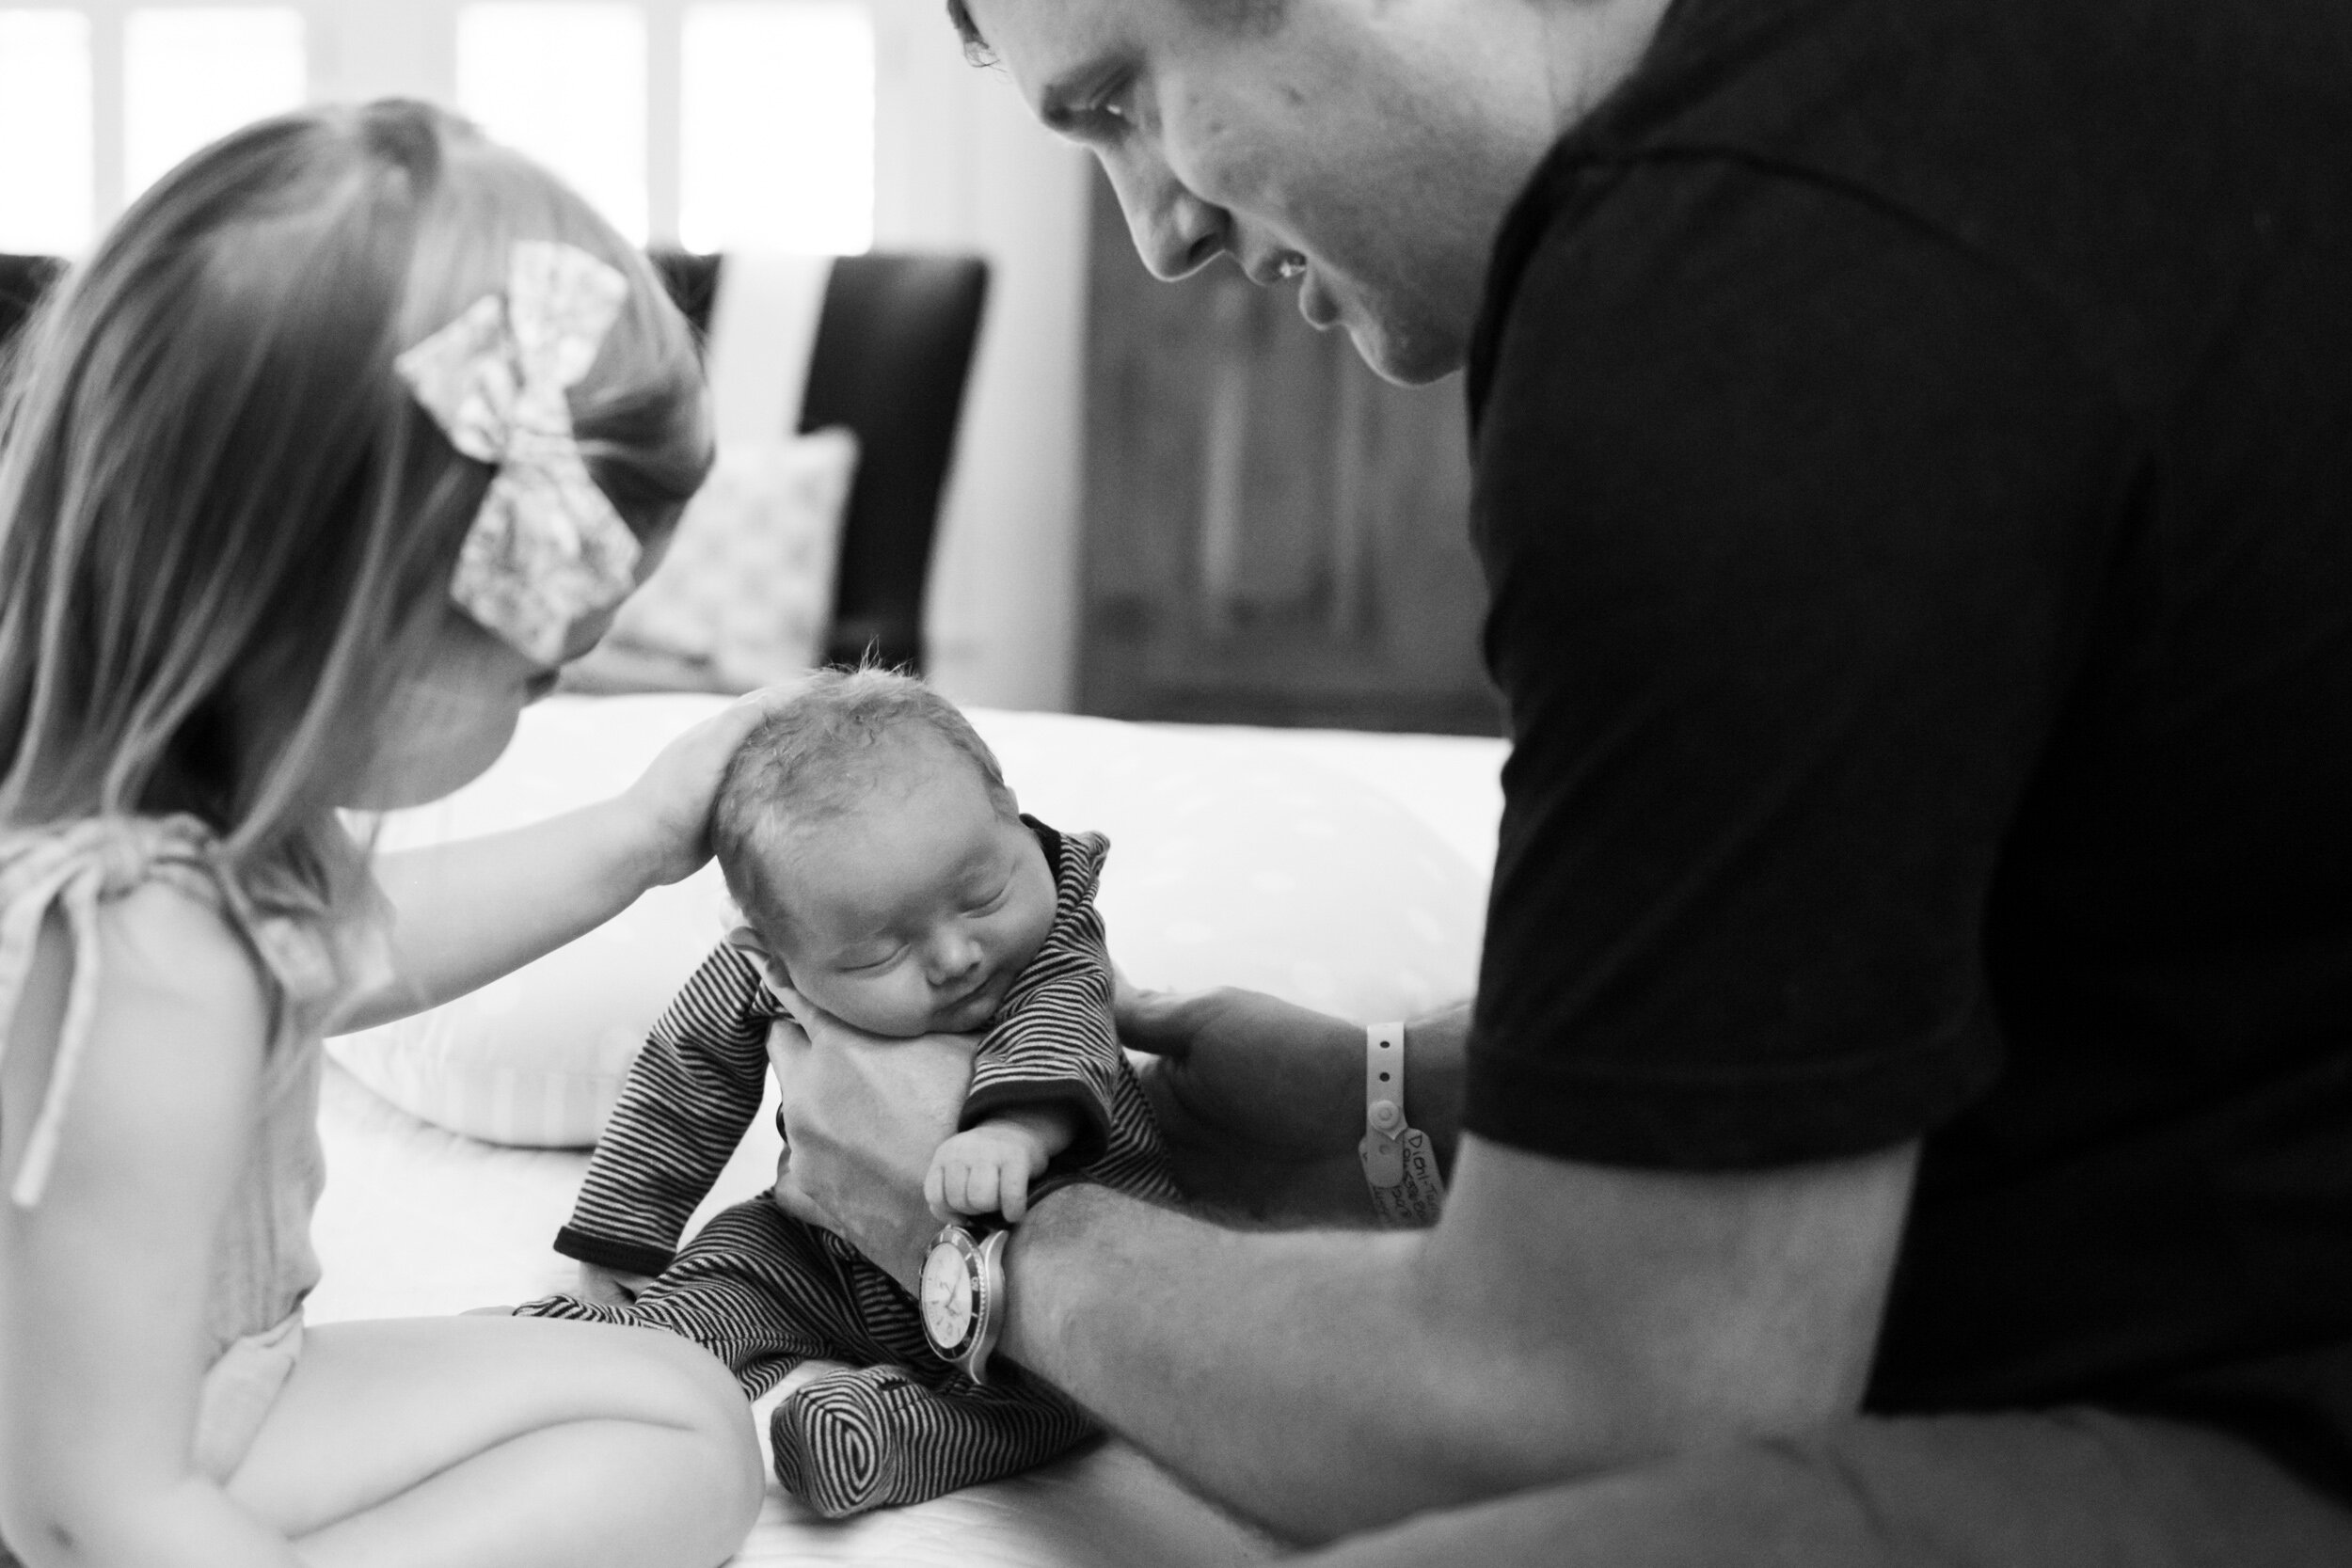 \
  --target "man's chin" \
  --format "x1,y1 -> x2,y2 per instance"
1343,313 -> 1468,388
